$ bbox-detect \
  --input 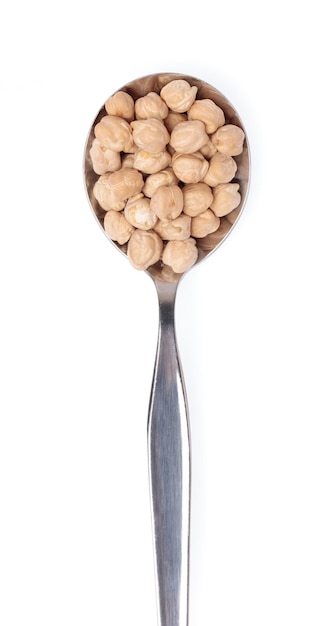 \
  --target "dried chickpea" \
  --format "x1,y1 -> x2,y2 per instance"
130,118 -> 170,153
203,152 -> 237,187
94,115 -> 133,153
127,229 -> 163,270
92,174 -> 124,212
162,238 -> 198,273
225,206 -> 241,225
172,152 -> 209,184
210,183 -> 241,217
124,194 -> 158,230
89,138 -> 121,175
93,169 -> 144,211
187,98 -> 225,133
104,209 -> 135,244
154,214 -> 191,241
150,184 -> 183,220
160,79 -> 198,113
142,168 -> 178,197
199,139 -> 217,159
105,91 -> 135,122
211,124 -> 245,156
120,153 -> 135,169
133,148 -> 171,174
190,209 -> 220,238
164,111 -> 187,133
135,92 -> 169,120
170,120 -> 208,154
182,182 -> 213,217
